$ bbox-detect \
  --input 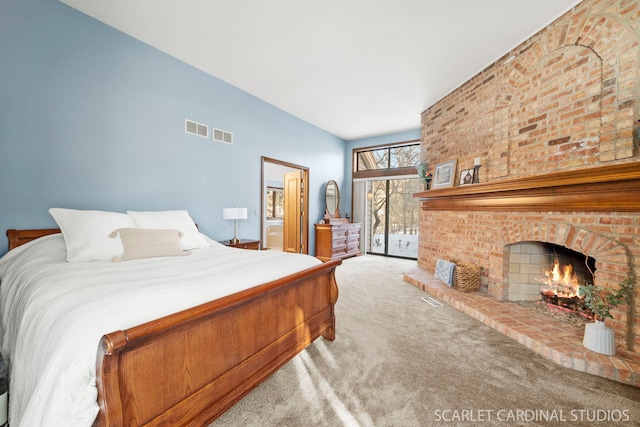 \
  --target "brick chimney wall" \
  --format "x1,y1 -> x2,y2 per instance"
418,0 -> 640,353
